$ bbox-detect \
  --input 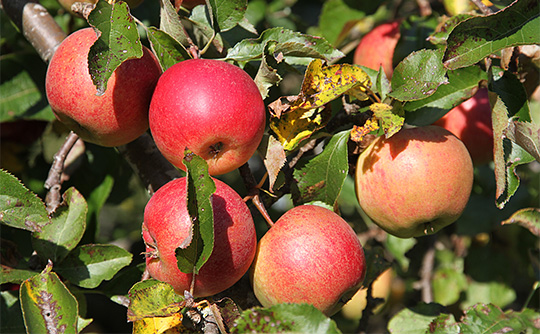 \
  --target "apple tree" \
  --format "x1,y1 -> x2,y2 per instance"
1,0 -> 539,333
